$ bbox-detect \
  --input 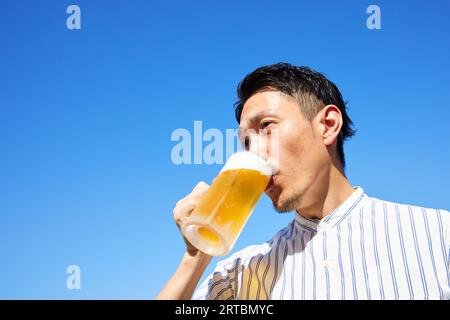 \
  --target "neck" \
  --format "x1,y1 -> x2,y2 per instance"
295,163 -> 354,220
